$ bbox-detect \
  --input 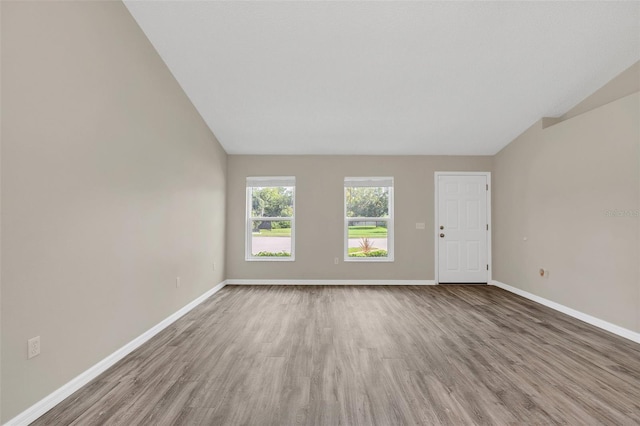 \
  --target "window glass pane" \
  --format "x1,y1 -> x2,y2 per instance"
251,220 -> 292,257
345,187 -> 389,218
251,186 -> 294,218
347,220 -> 388,258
